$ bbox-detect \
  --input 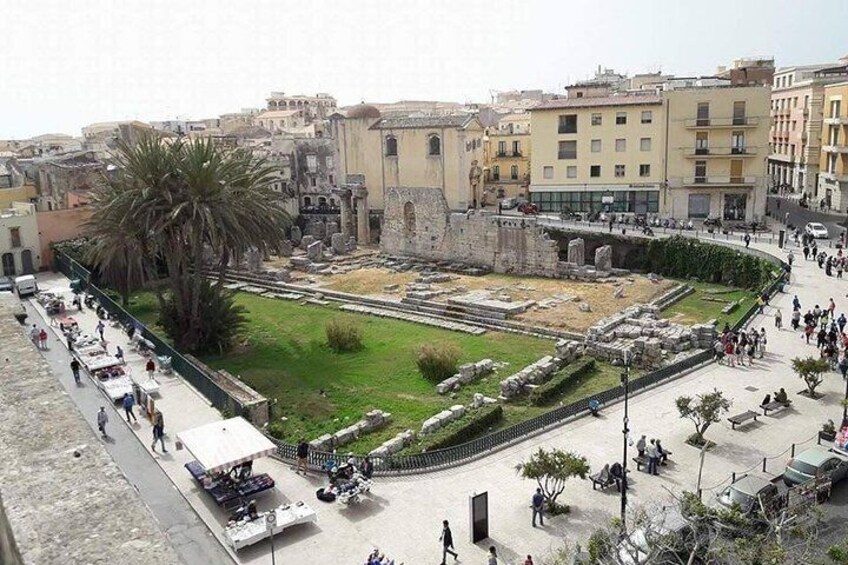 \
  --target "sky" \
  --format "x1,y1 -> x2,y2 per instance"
3,0 -> 847,139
